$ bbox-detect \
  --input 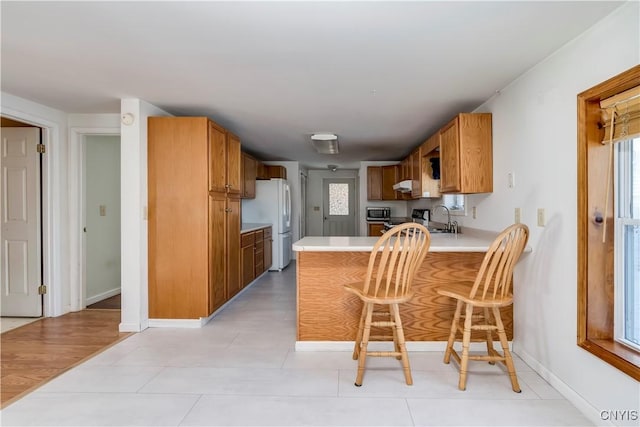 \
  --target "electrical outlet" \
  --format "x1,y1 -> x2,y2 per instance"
472,206 -> 477,219
508,172 -> 515,188
514,208 -> 521,223
537,208 -> 545,227
99,205 -> 106,216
